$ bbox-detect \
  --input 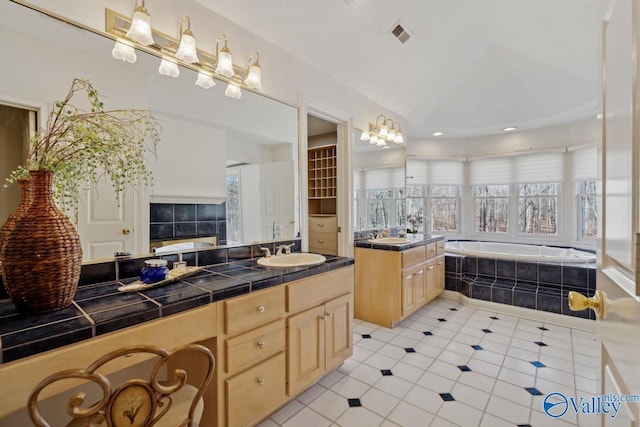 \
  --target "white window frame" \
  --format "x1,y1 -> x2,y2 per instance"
515,182 -> 562,240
